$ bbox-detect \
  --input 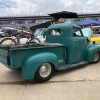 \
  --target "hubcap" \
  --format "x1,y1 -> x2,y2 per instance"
94,53 -> 99,62
39,63 -> 51,78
